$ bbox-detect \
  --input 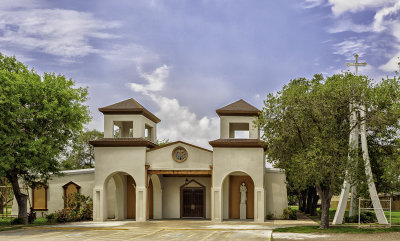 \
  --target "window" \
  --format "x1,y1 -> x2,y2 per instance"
229,123 -> 250,138
145,125 -> 153,141
62,181 -> 81,208
113,121 -> 133,138
32,185 -> 47,211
